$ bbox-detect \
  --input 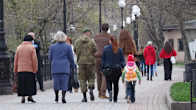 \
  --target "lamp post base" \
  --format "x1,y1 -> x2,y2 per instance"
0,54 -> 12,95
